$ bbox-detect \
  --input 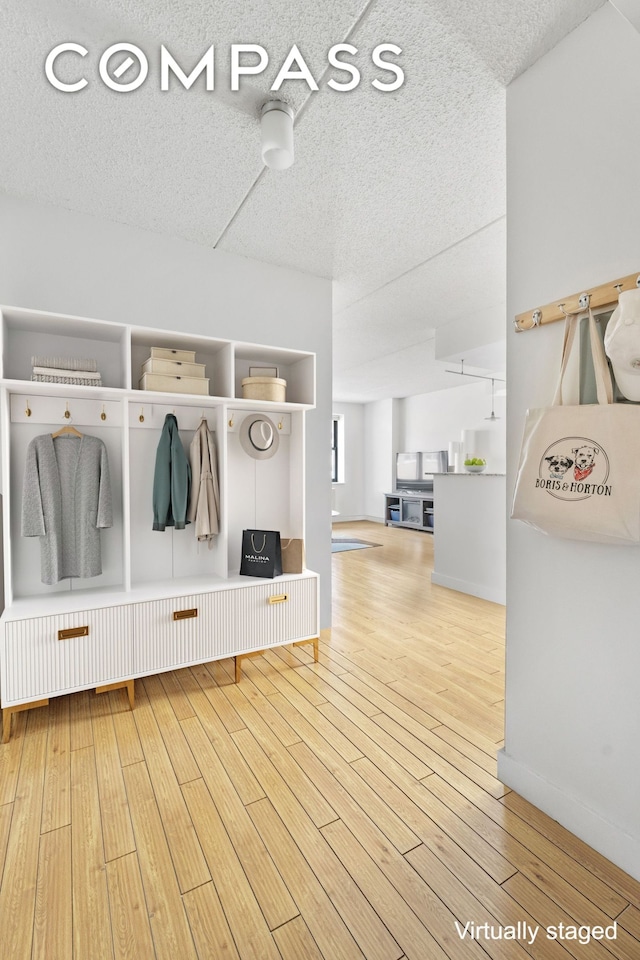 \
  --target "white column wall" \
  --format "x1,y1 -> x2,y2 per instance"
363,398 -> 395,521
502,4 -> 640,878
0,194 -> 333,626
